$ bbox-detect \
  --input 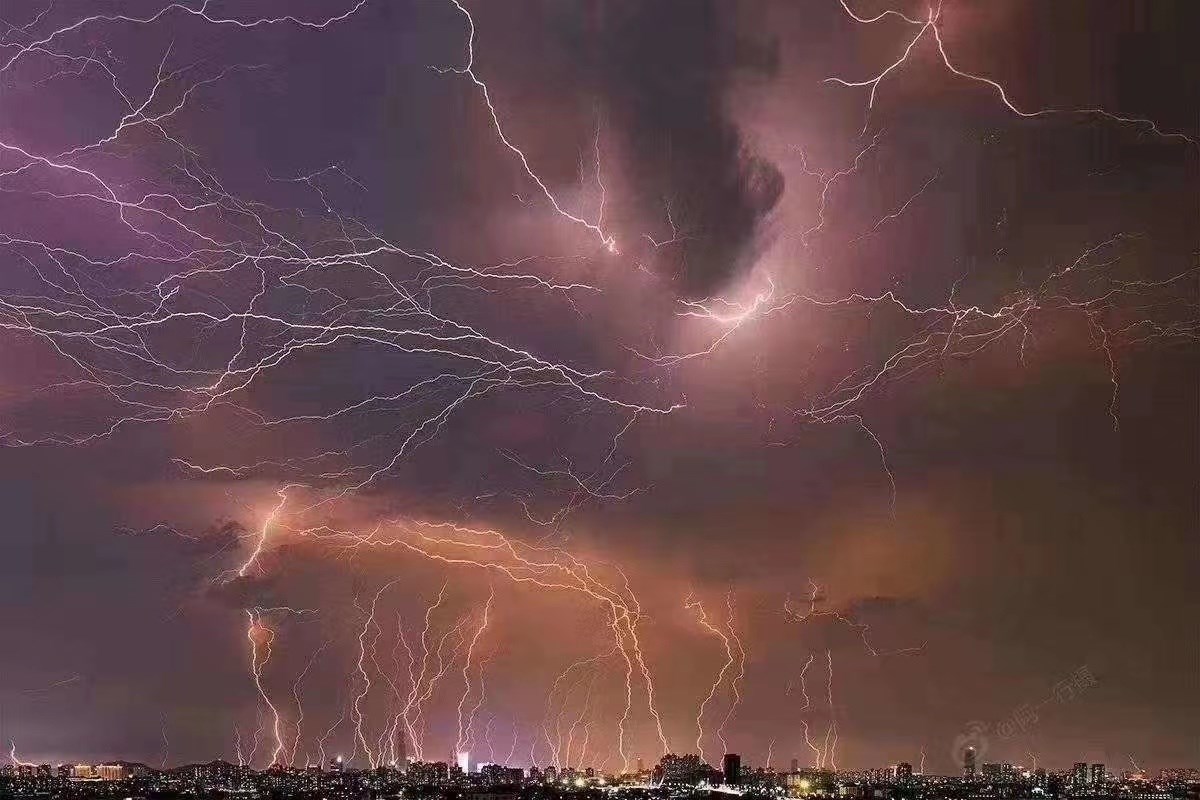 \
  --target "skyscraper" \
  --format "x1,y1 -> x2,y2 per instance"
894,763 -> 913,783
791,758 -> 800,774
723,753 -> 741,786
1073,763 -> 1089,786
963,747 -> 977,778
1090,764 -> 1106,785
